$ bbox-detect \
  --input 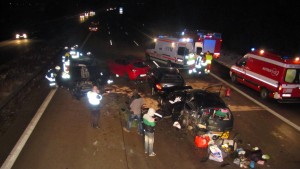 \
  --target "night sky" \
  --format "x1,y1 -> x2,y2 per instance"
1,0 -> 299,55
